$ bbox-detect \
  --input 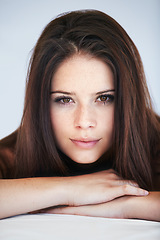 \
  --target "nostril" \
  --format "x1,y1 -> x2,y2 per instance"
74,106 -> 97,129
